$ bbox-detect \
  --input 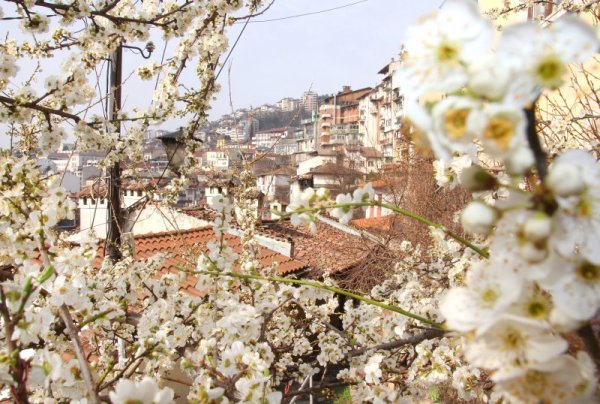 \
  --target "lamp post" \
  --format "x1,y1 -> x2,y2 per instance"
105,42 -> 154,261
106,45 -> 124,261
